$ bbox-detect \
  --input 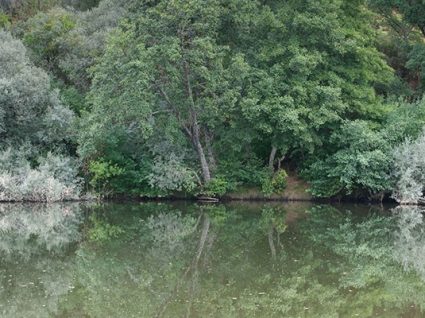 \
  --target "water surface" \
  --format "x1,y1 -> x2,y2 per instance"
0,201 -> 424,317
